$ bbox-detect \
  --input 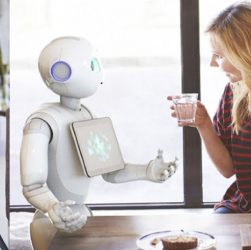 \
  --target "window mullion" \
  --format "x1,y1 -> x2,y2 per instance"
180,0 -> 203,206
